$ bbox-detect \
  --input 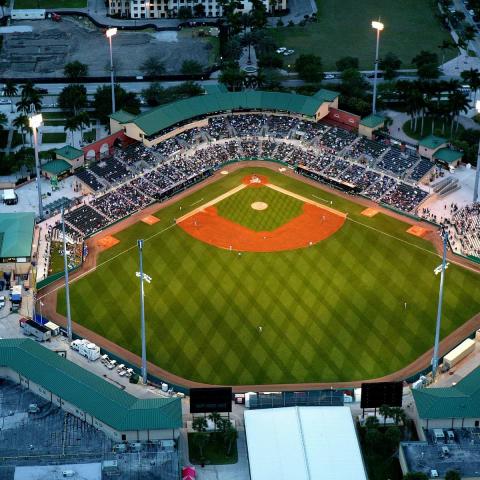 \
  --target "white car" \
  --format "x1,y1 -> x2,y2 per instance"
0,296 -> 5,309
276,47 -> 286,53
324,74 -> 335,80
0,99 -> 10,105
